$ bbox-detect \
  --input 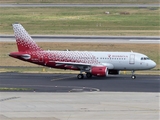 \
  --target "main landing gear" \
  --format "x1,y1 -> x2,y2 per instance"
131,70 -> 136,79
77,72 -> 92,79
86,72 -> 92,78
77,74 -> 84,79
